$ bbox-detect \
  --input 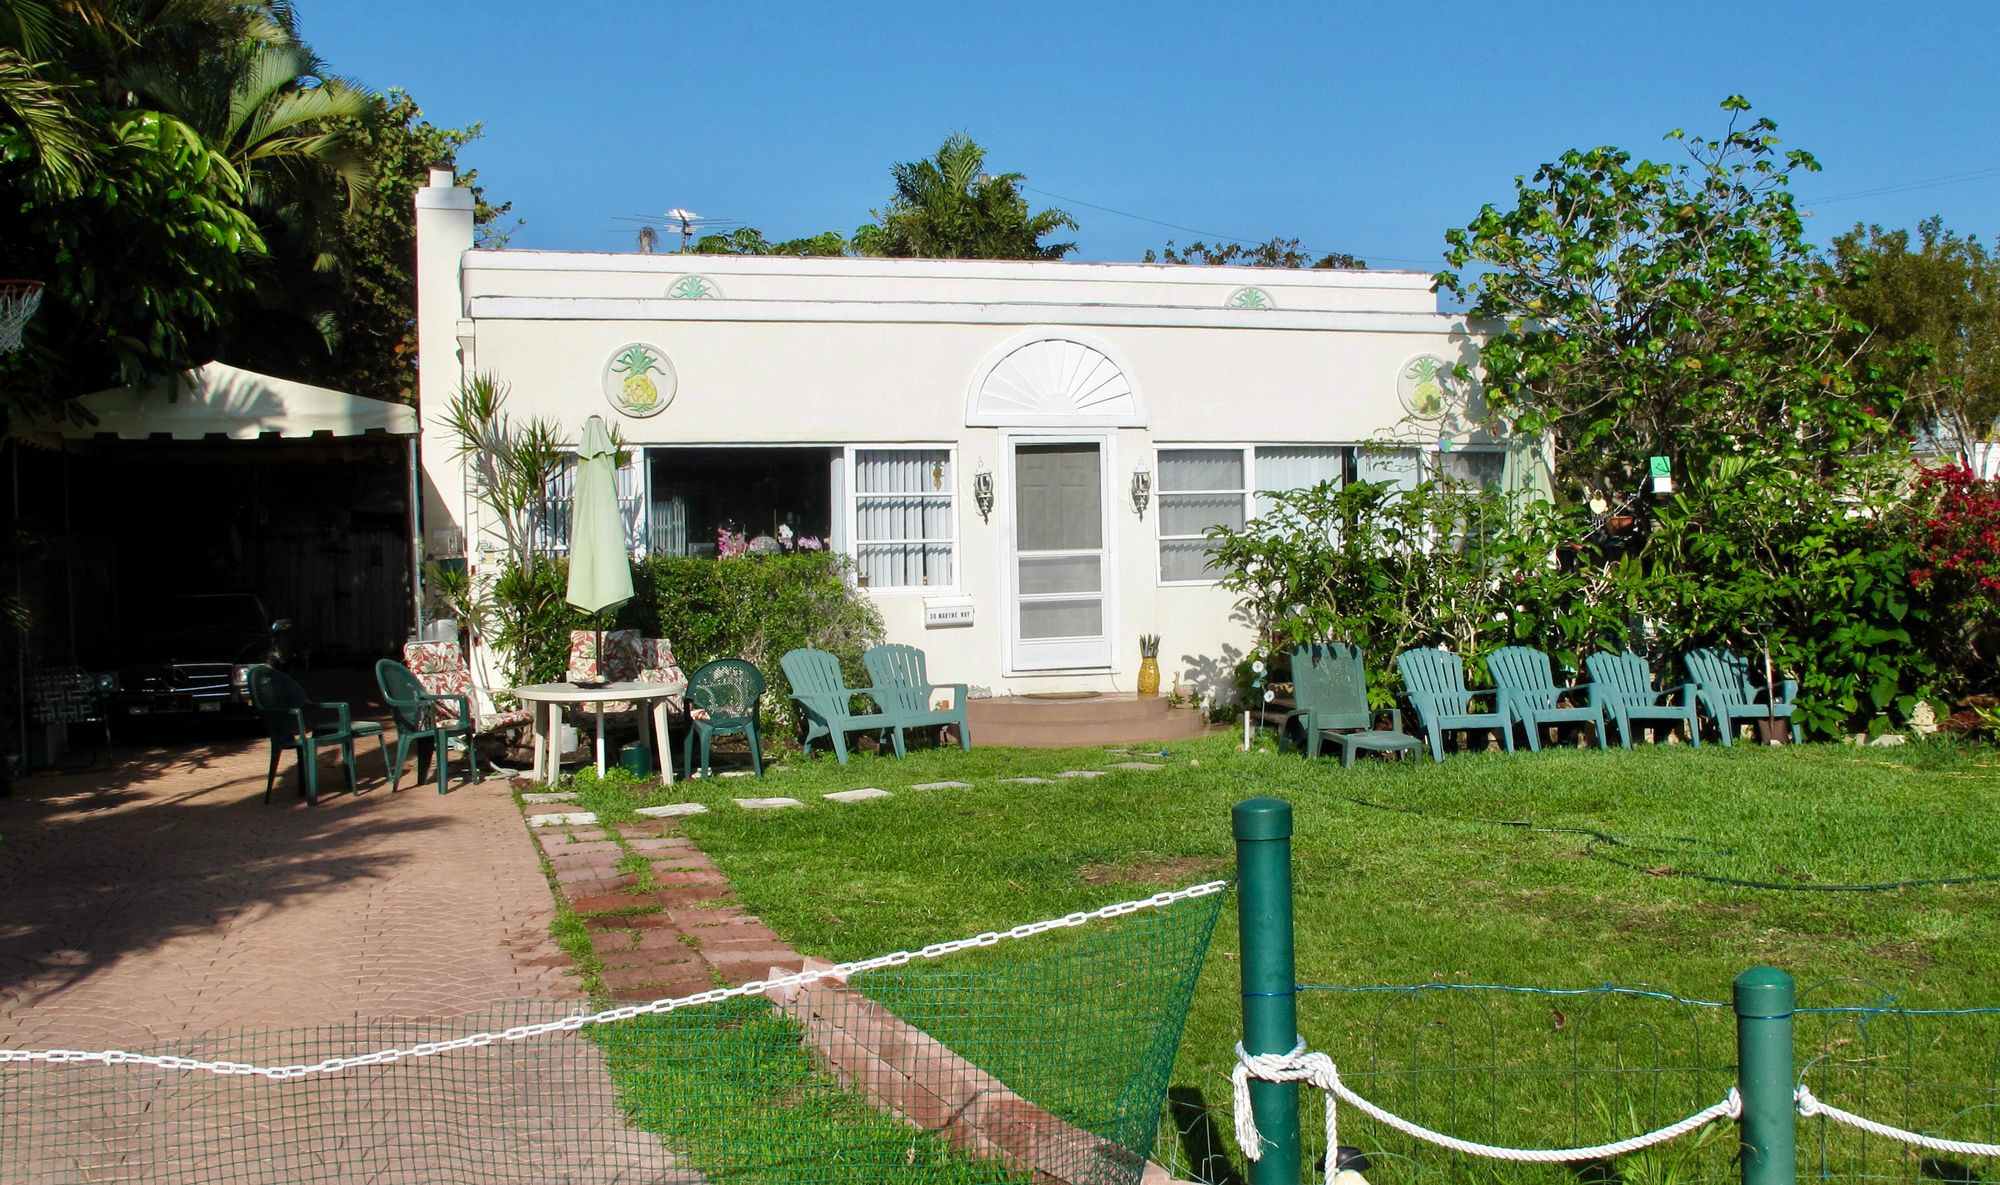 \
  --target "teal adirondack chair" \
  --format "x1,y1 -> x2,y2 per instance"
684,659 -> 766,778
1282,643 -> 1420,766
375,659 -> 480,794
1683,647 -> 1801,746
1583,650 -> 1700,749
1395,648 -> 1515,762
1487,646 -> 1607,751
861,644 -> 971,757
779,648 -> 890,764
249,665 -> 386,806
